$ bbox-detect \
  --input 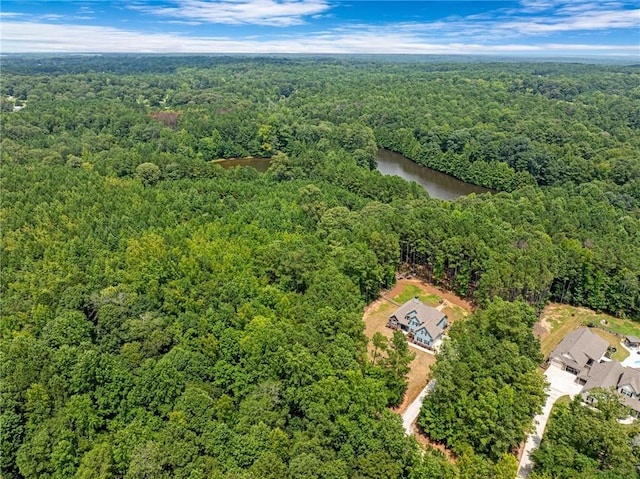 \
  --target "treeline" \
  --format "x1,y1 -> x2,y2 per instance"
3,57 -> 639,194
